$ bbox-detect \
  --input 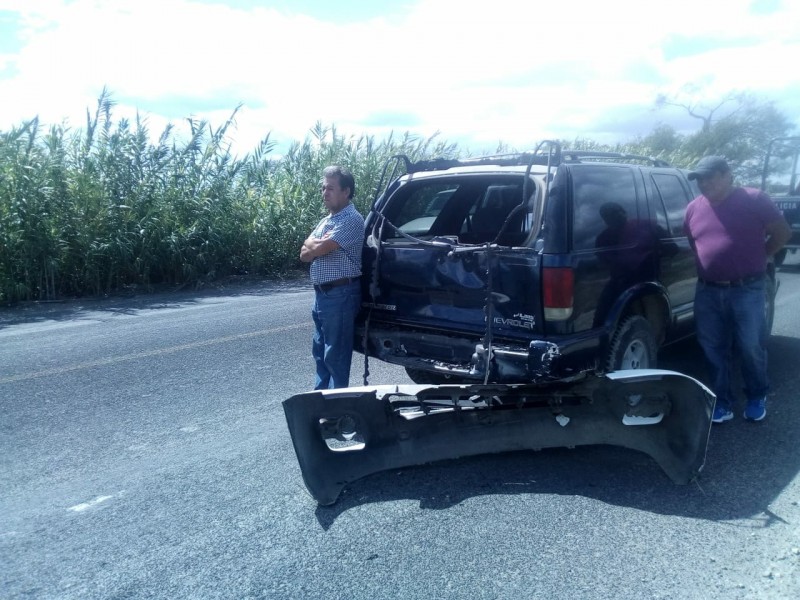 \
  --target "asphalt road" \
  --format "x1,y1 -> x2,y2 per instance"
2,258 -> 800,599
